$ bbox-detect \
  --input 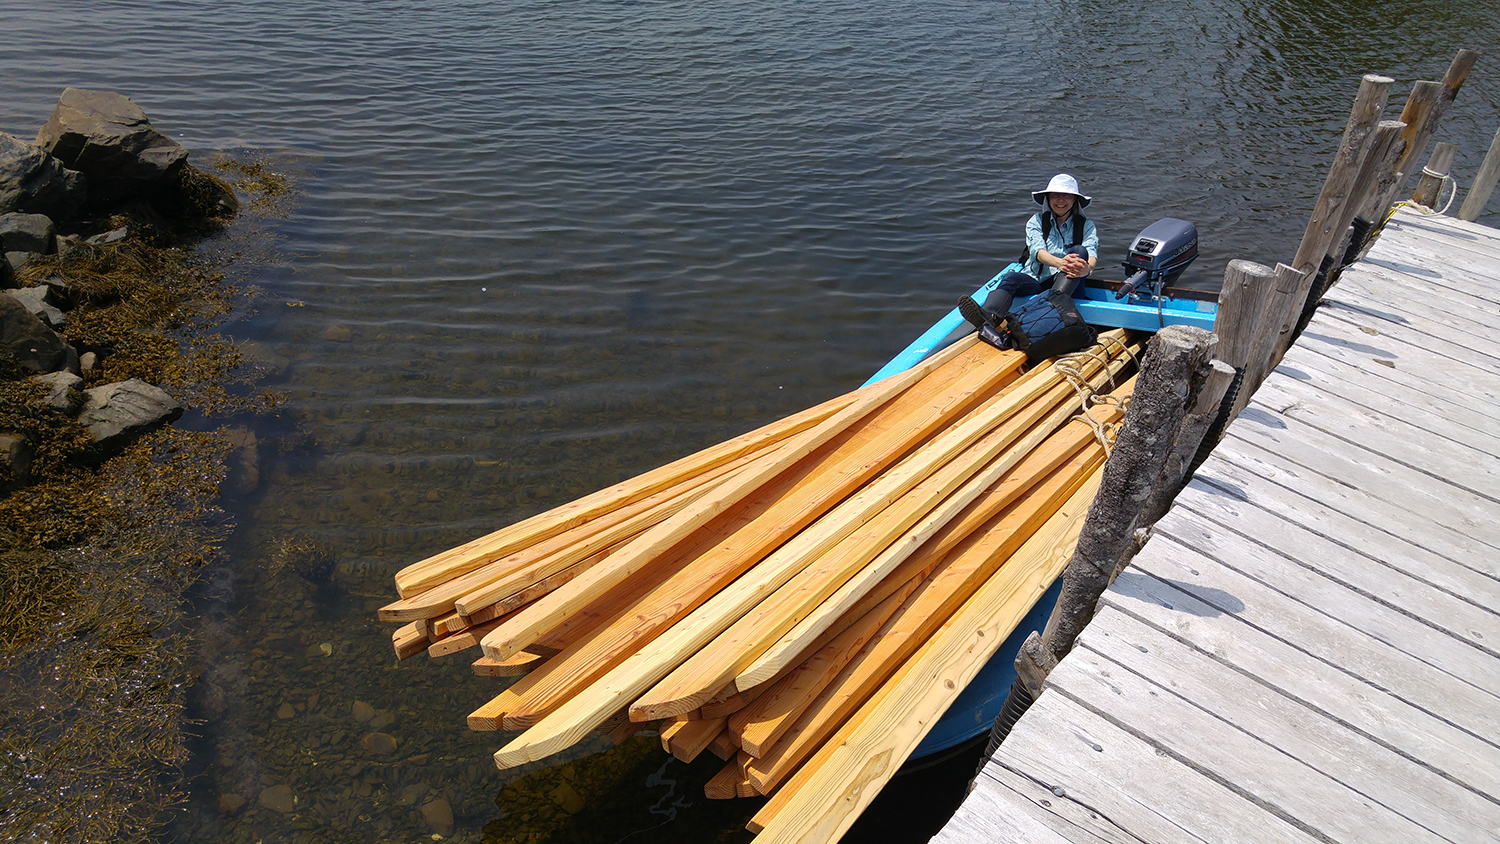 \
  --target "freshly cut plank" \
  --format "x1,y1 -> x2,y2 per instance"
747,468 -> 1102,840
482,342 -> 1023,730
730,581 -> 915,757
665,716 -> 728,763
380,440 -> 770,622
392,621 -> 428,660
744,448 -> 1104,794
731,366 -> 1133,694
619,343 -> 1122,724
635,355 -> 1128,719
479,338 -> 1010,662
392,375 -> 868,598
489,343 -> 1035,768
472,651 -> 545,677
